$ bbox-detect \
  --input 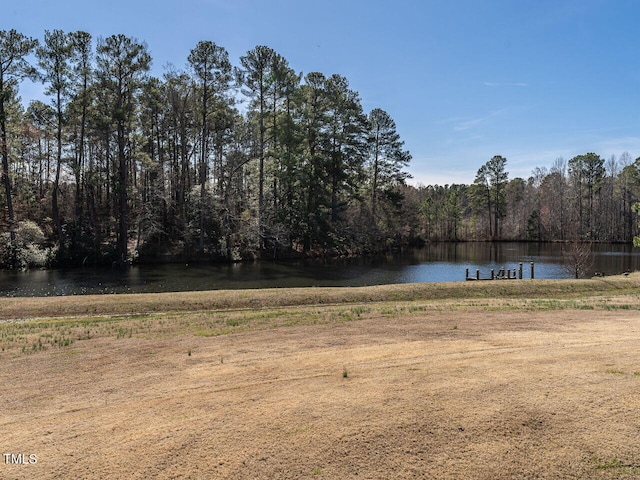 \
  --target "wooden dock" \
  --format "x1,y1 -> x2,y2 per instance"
466,262 -> 535,281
